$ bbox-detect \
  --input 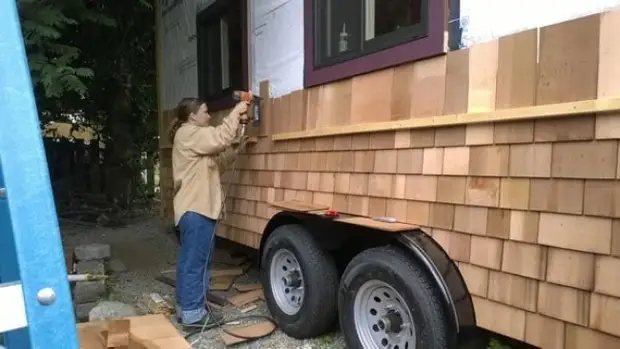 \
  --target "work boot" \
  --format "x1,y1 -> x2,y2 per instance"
177,307 -> 222,323
181,311 -> 224,330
